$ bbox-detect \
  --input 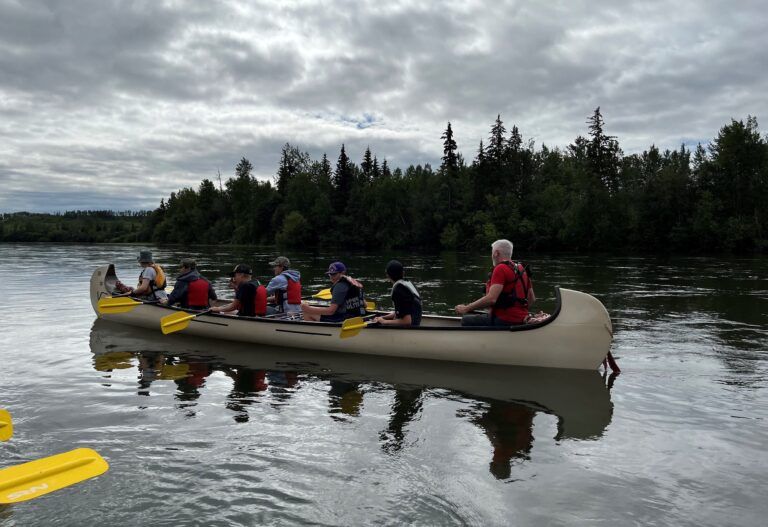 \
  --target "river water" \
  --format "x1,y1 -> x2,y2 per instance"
0,244 -> 766,526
